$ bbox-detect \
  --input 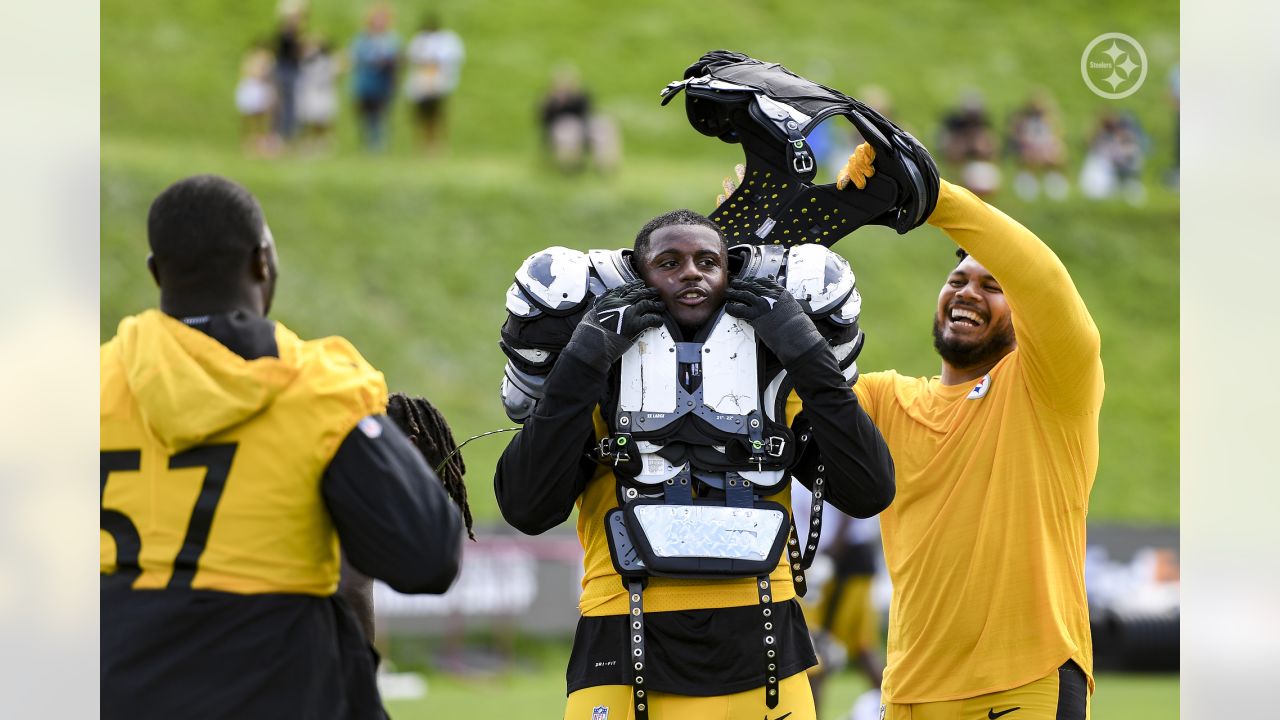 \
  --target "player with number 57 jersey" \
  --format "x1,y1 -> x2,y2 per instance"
100,175 -> 463,720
